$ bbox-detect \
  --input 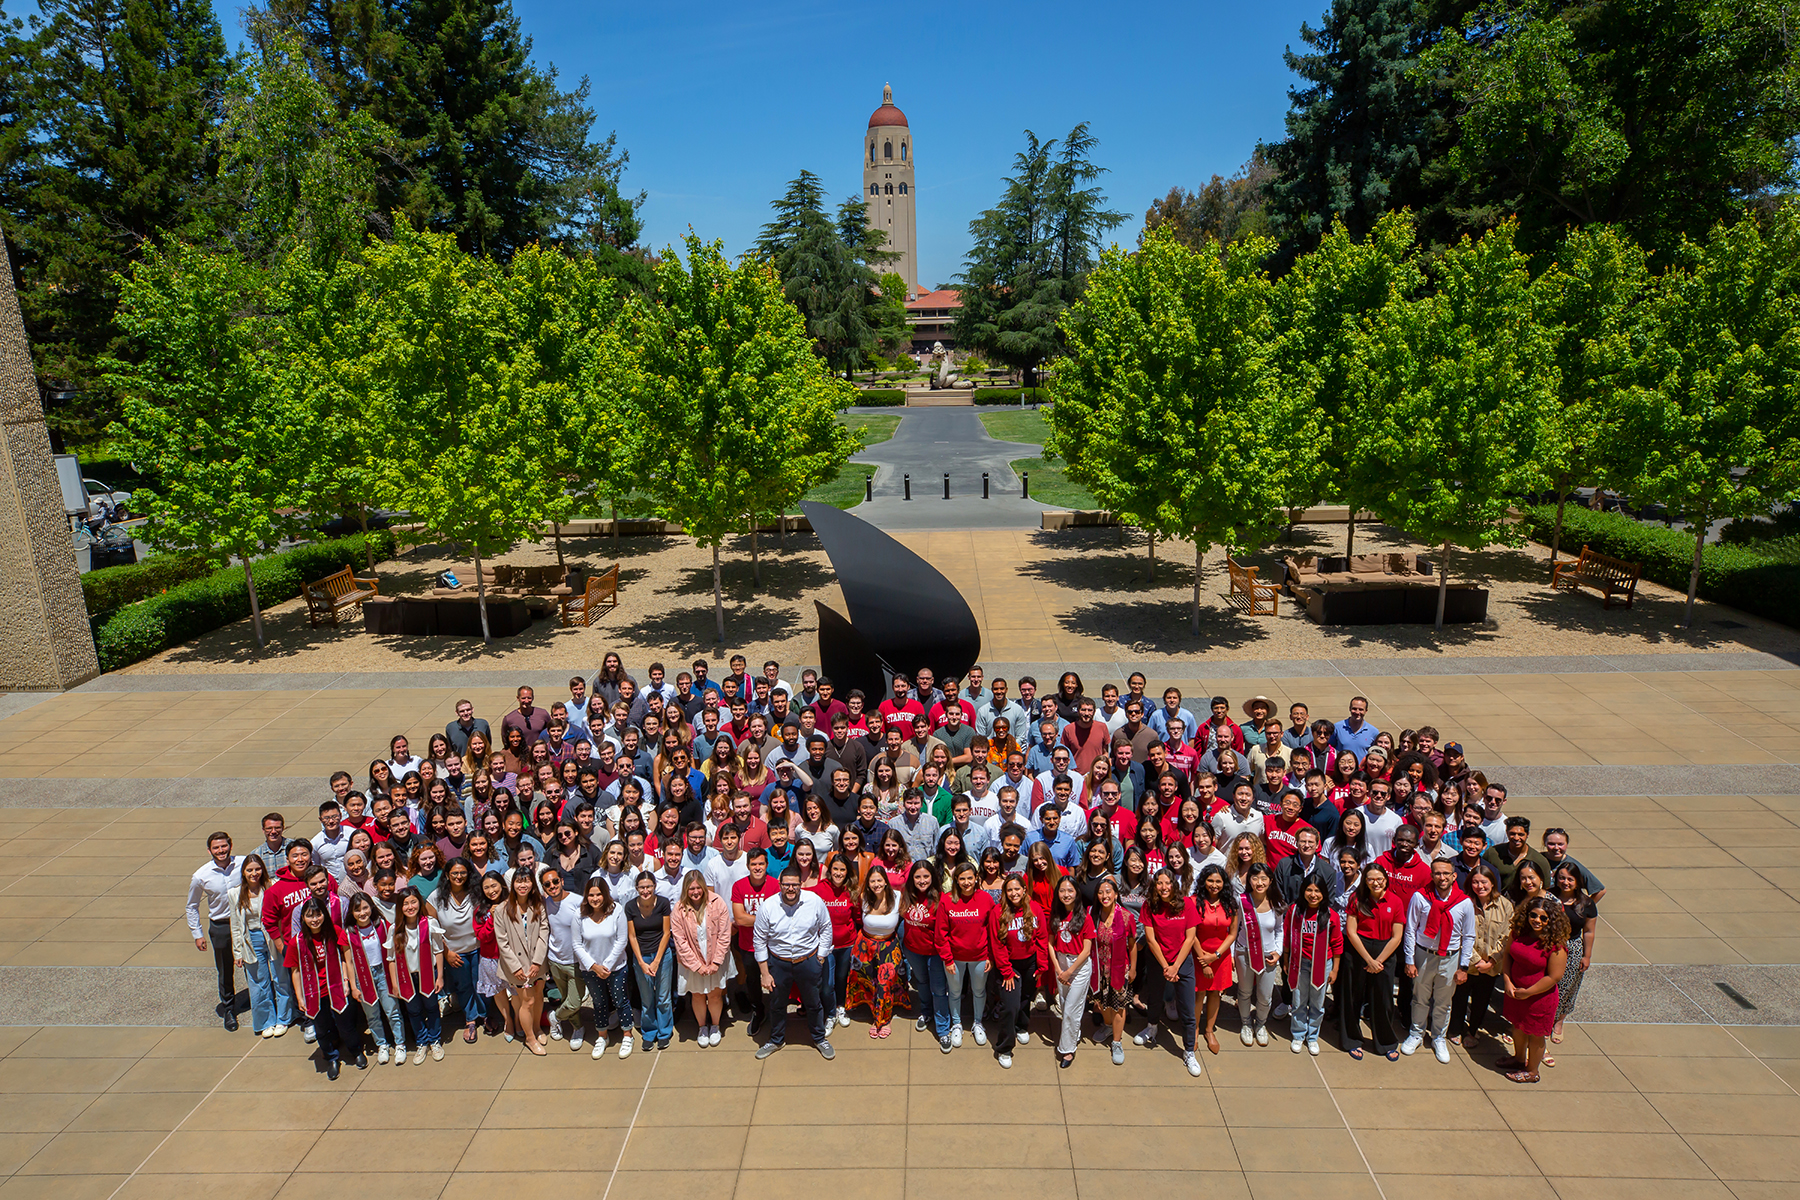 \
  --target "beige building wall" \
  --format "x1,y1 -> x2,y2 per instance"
863,85 -> 918,297
0,237 -> 101,690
